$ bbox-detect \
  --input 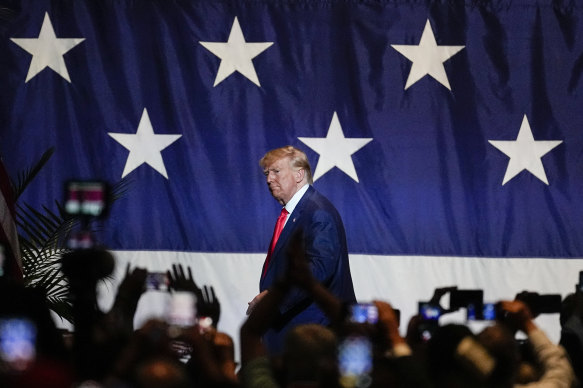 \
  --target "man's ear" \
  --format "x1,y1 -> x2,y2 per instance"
295,168 -> 305,183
